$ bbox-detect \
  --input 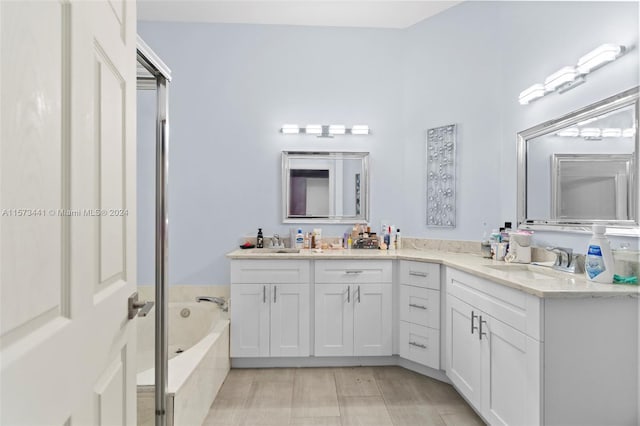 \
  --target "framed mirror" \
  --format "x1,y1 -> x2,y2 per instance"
282,151 -> 369,224
517,86 -> 639,235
